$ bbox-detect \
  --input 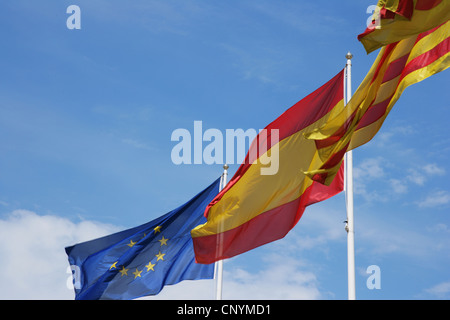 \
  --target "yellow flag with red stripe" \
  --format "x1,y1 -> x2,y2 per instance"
305,20 -> 450,185
359,0 -> 450,53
